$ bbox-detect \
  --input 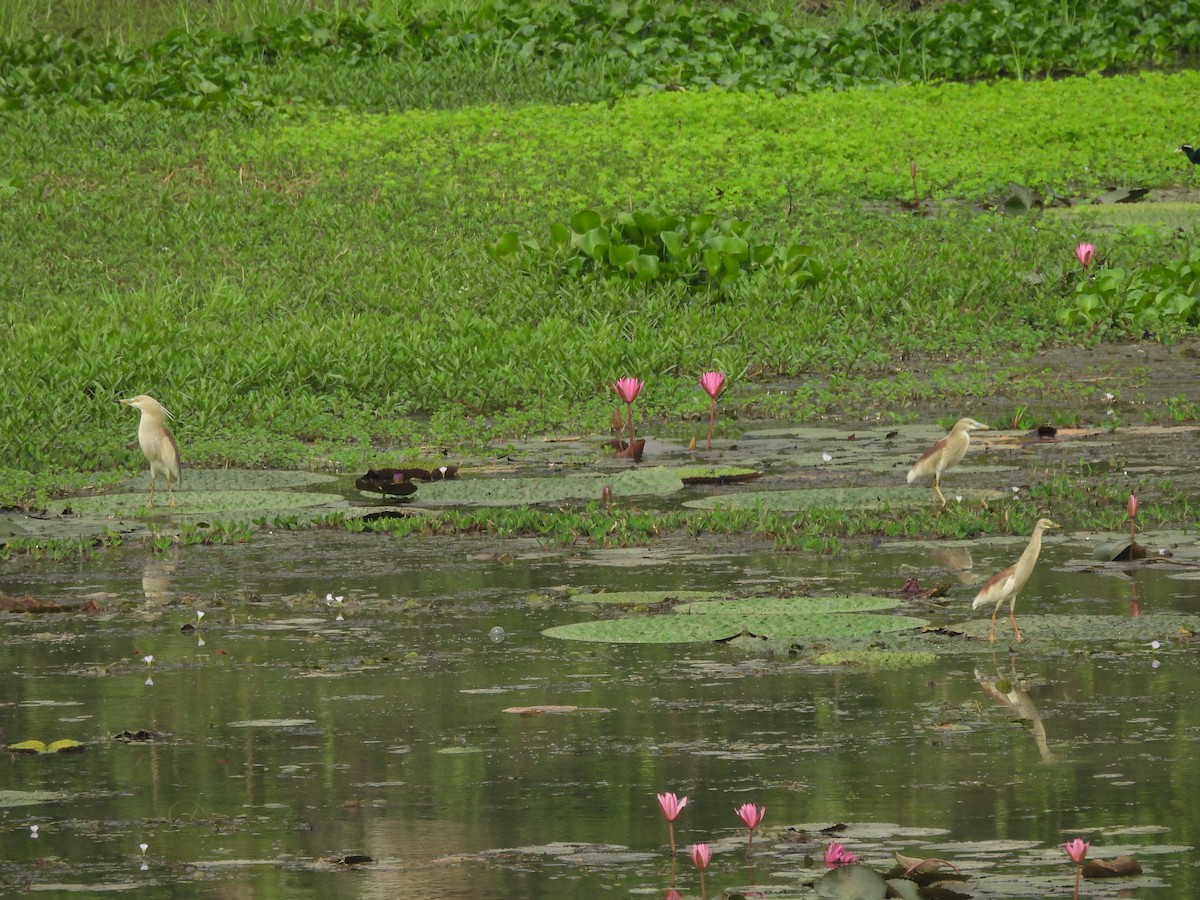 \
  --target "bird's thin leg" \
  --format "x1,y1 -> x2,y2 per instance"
147,476 -> 156,508
1010,603 -> 1023,642
988,609 -> 998,643
933,476 -> 947,508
